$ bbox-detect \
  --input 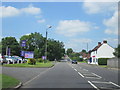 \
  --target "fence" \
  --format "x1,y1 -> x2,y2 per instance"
107,57 -> 120,69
